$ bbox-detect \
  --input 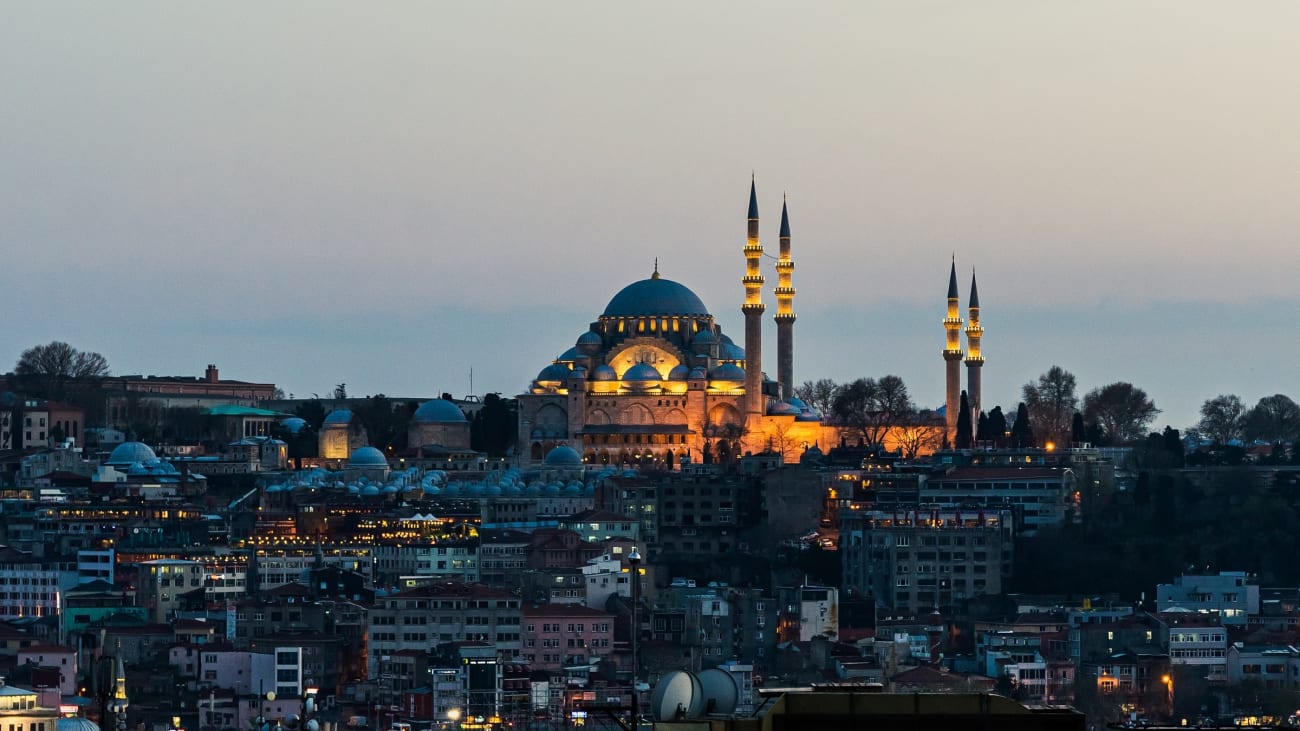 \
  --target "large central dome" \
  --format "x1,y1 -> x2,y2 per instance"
602,276 -> 711,318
